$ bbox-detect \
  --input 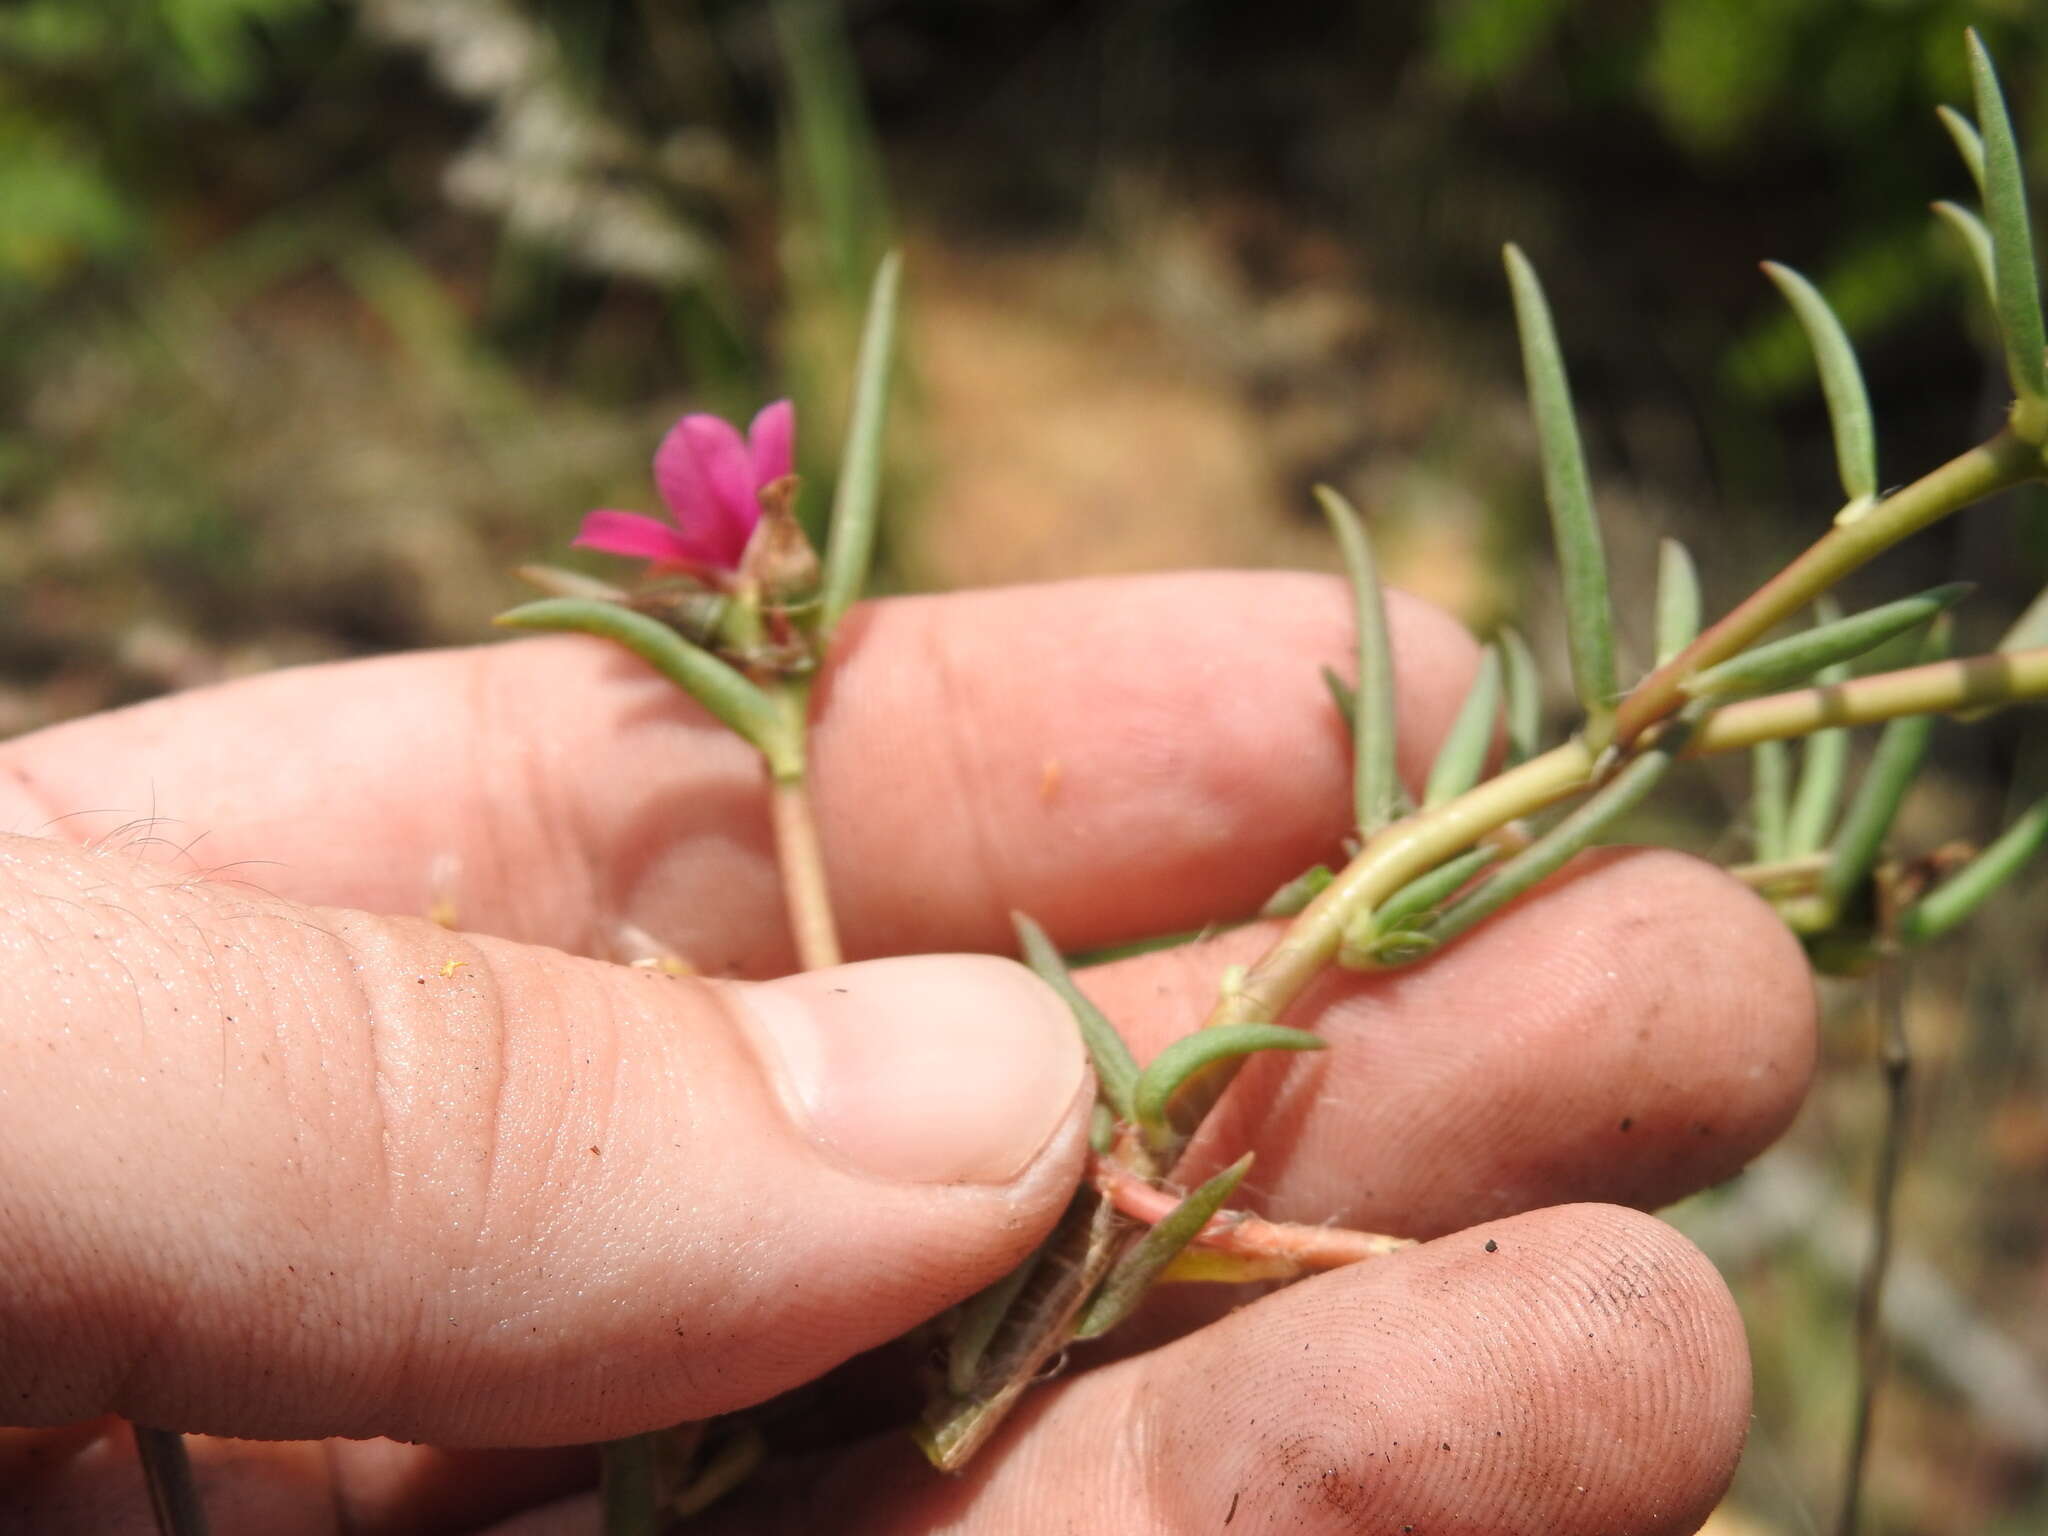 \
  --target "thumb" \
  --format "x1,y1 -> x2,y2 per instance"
0,834 -> 1088,1446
